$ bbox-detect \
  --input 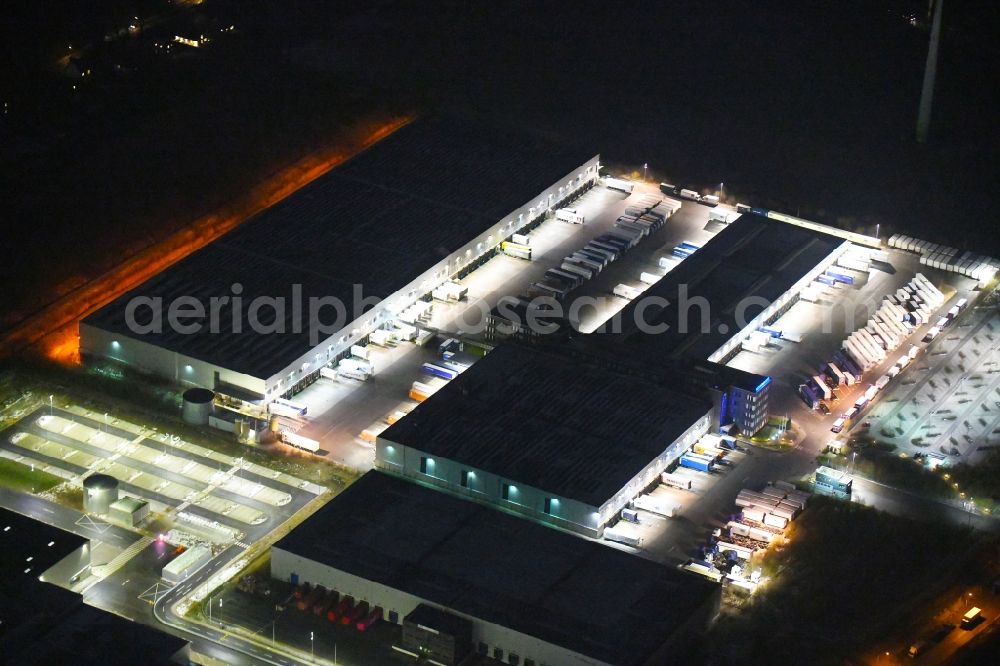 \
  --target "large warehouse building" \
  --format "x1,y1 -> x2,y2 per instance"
81,116 -> 599,402
606,211 -> 848,365
377,343 -> 715,536
271,471 -> 720,666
